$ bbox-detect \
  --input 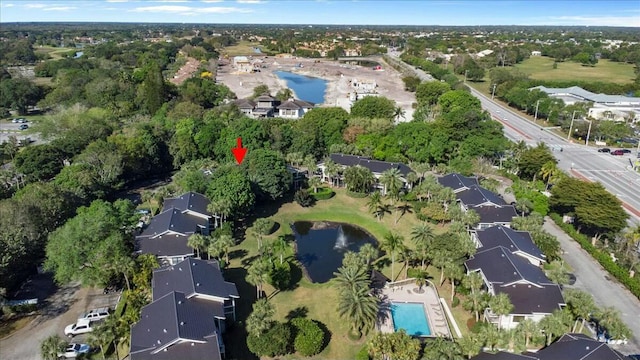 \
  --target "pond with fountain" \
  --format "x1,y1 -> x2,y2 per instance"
291,221 -> 378,283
